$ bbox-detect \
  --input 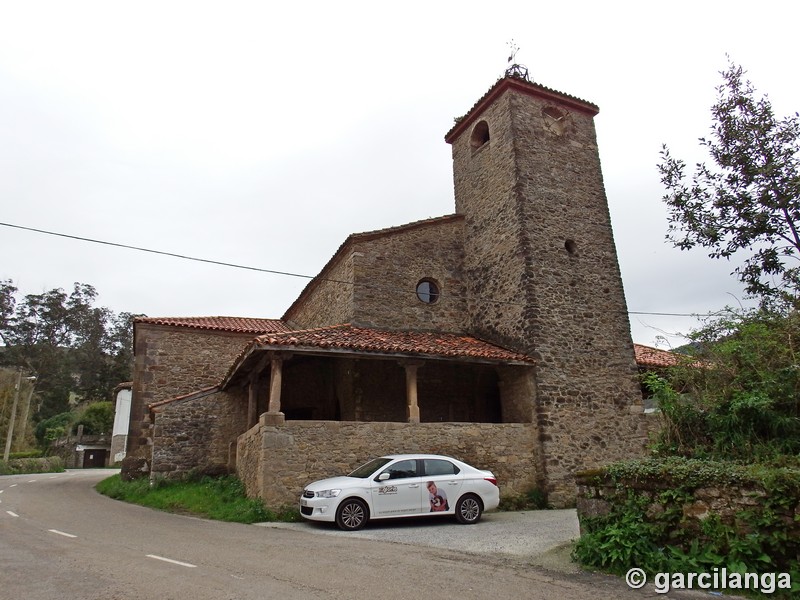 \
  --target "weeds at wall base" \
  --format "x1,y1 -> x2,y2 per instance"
96,473 -> 301,524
